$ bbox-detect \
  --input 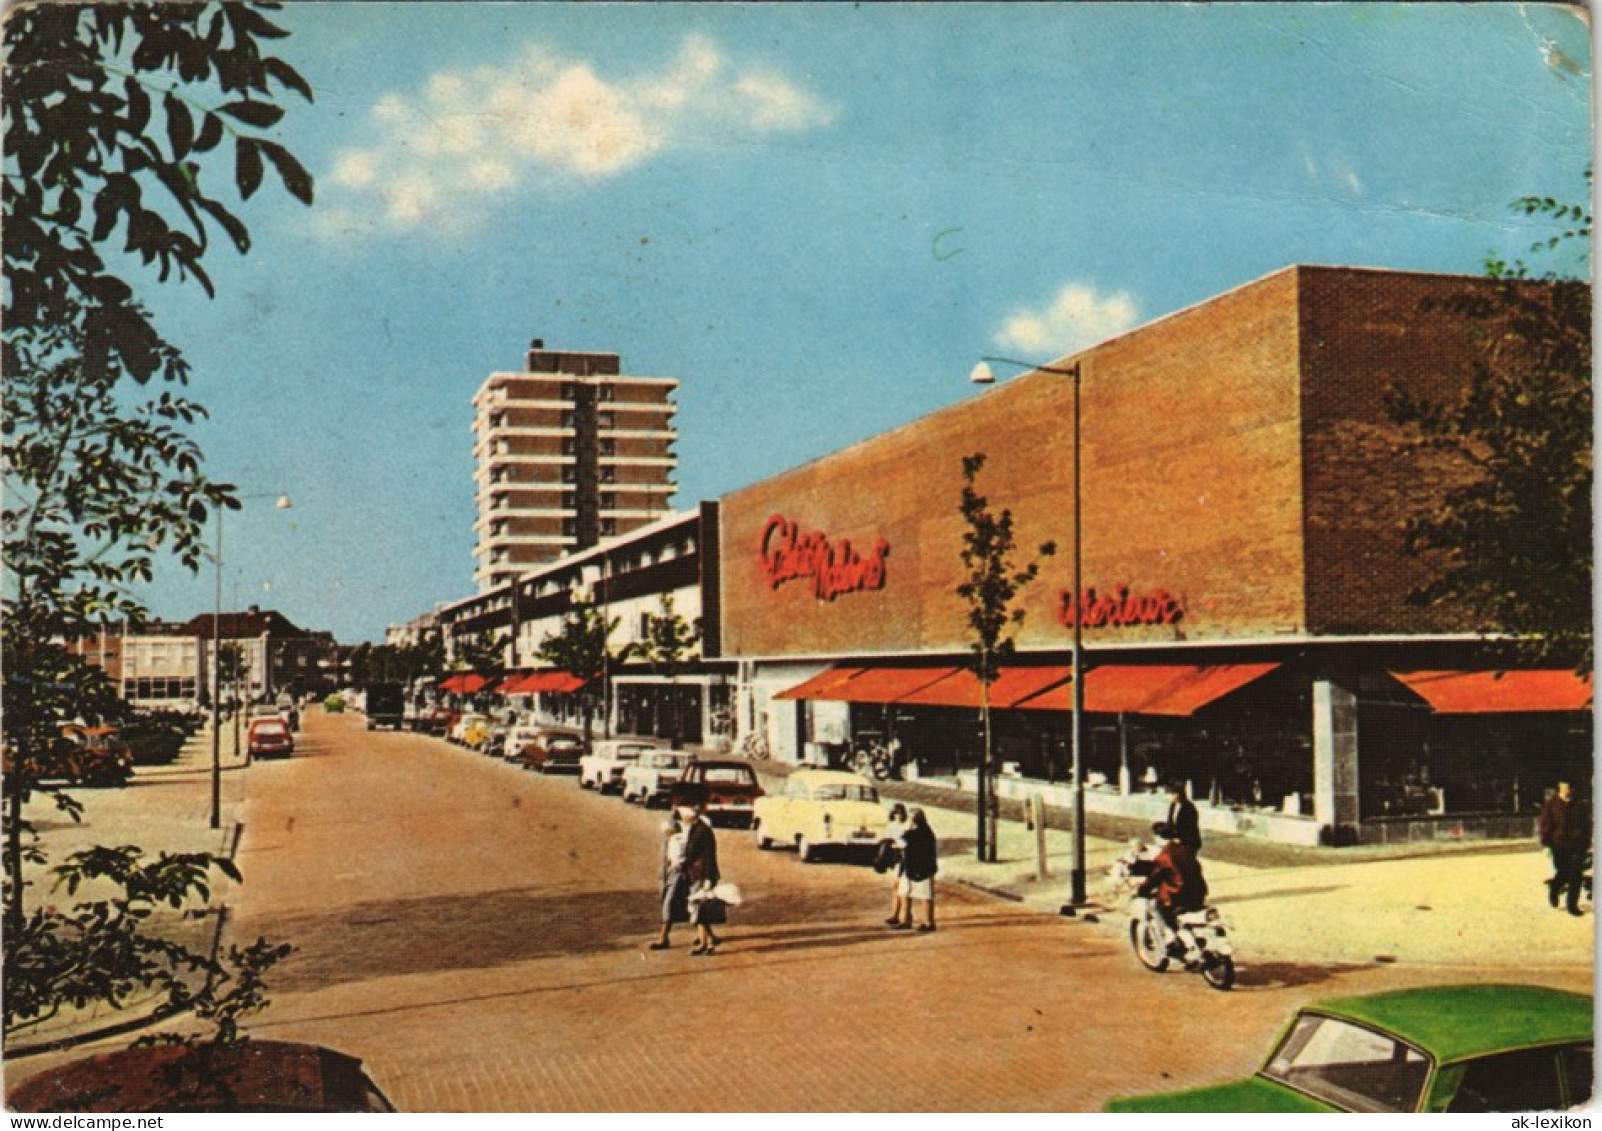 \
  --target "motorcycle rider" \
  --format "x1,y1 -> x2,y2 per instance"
1139,822 -> 1209,964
